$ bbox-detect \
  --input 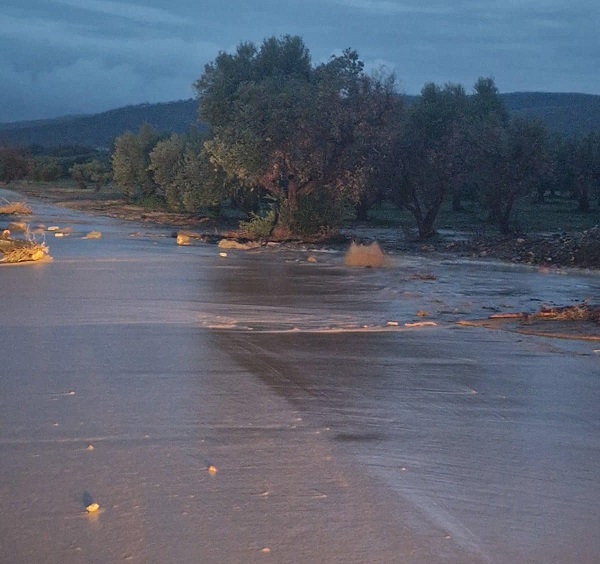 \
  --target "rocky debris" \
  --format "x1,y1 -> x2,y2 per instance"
0,231 -> 50,263
83,231 -> 102,239
217,239 -> 261,250
0,200 -> 32,215
442,227 -> 600,268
